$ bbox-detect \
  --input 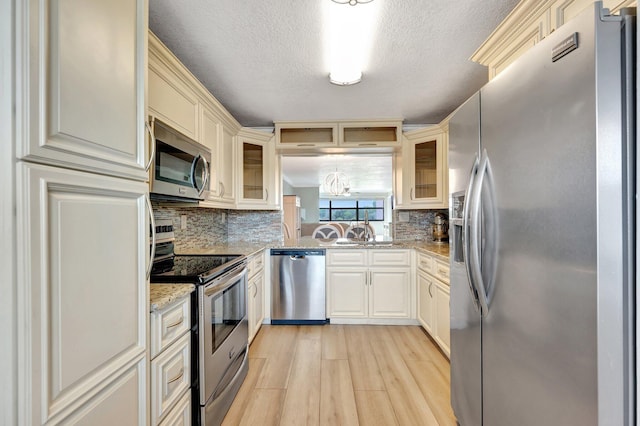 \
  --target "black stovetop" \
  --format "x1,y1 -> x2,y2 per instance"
150,254 -> 244,284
